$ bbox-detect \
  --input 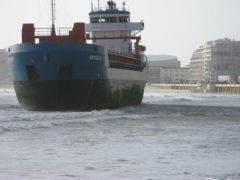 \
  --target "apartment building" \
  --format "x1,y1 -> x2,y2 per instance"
189,38 -> 240,83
